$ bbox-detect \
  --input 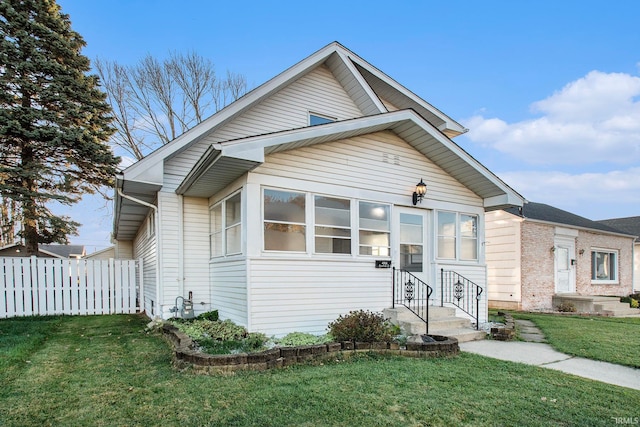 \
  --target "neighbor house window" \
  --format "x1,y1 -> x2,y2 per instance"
358,201 -> 390,256
309,113 -> 335,126
210,192 -> 242,258
591,249 -> 618,283
437,211 -> 478,261
264,189 -> 306,252
314,196 -> 351,254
